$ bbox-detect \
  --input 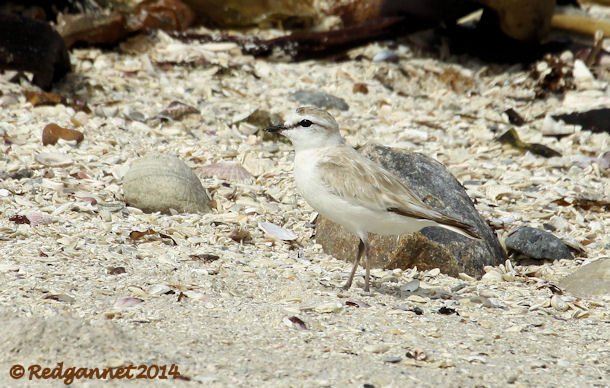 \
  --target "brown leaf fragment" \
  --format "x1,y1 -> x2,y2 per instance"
438,67 -> 474,93
504,108 -> 525,126
129,229 -> 177,245
42,123 -> 84,145
345,299 -> 371,308
352,82 -> 368,94
157,100 -> 200,121
70,171 -> 91,179
536,281 -> 564,295
128,0 -> 195,32
189,253 -> 220,263
406,348 -> 428,361
498,128 -> 561,158
129,229 -> 157,241
553,196 -> 610,211
9,215 -> 30,225
57,12 -> 128,48
44,294 -> 75,304
24,90 -> 91,113
25,90 -> 63,106
107,266 -> 127,275
229,226 -> 252,243
286,316 -> 308,330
